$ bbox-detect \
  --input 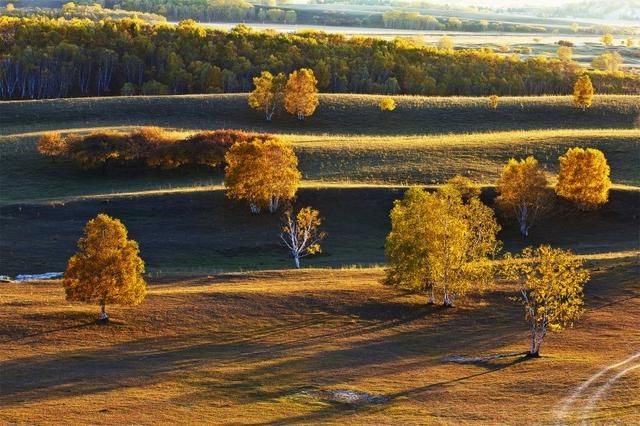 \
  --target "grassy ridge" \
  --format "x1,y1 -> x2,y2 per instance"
1,128 -> 638,204
1,187 -> 637,275
1,94 -> 638,136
